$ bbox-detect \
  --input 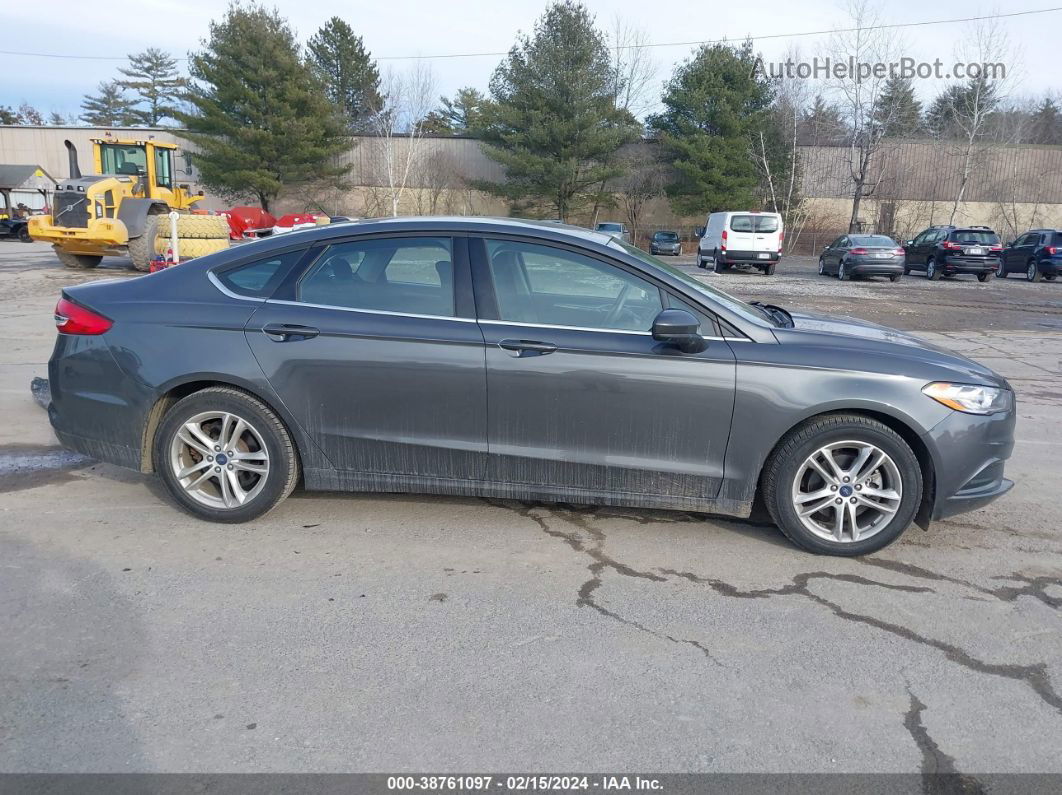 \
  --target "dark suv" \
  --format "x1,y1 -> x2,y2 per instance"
998,229 -> 1062,282
904,226 -> 1002,281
